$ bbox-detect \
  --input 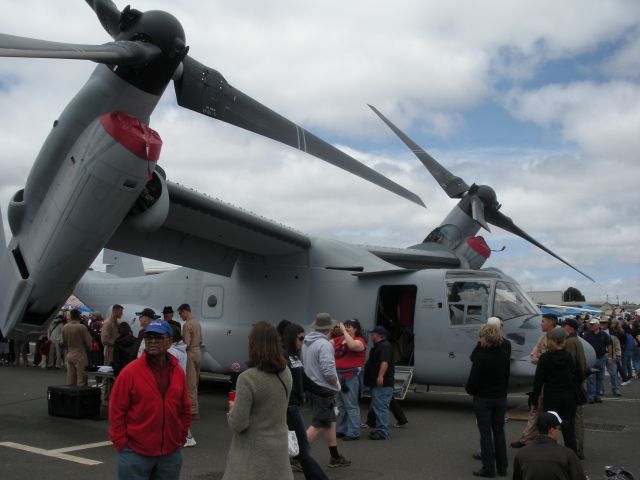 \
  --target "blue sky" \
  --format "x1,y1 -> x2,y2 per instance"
1,0 -> 639,303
